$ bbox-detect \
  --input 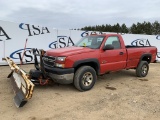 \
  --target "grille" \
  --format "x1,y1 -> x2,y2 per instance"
42,56 -> 56,67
